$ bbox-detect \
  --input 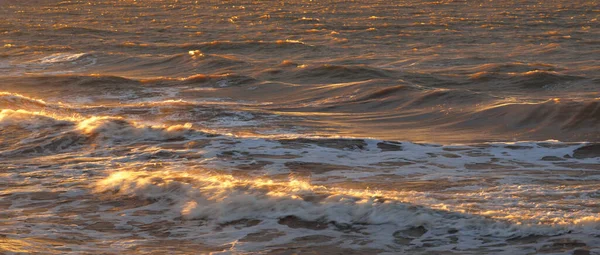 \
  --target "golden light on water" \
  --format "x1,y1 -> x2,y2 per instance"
94,169 -> 600,226
1,0 -> 599,253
